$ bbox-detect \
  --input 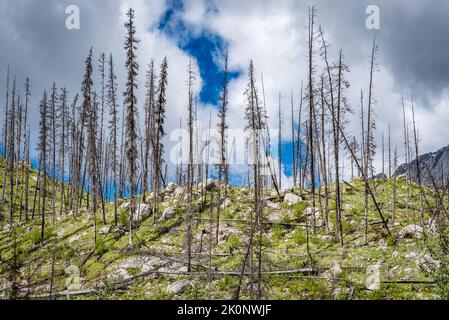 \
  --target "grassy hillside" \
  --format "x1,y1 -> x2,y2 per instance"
0,157 -> 444,300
